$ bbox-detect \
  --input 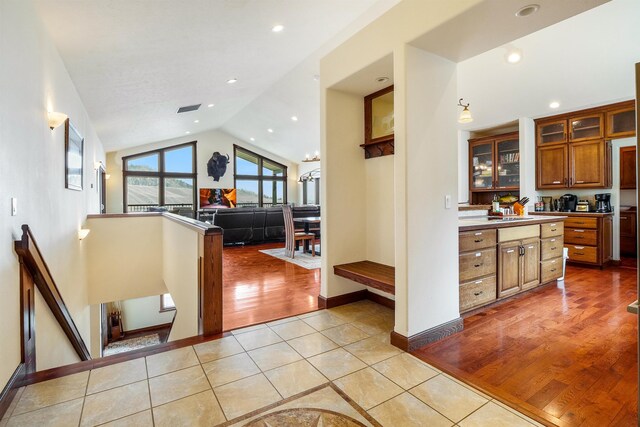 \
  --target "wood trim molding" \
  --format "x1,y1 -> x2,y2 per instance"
390,318 -> 464,352
0,364 -> 25,419
19,332 -> 228,387
199,233 -> 223,335
123,322 -> 173,336
317,289 -> 395,310
14,225 -> 91,361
